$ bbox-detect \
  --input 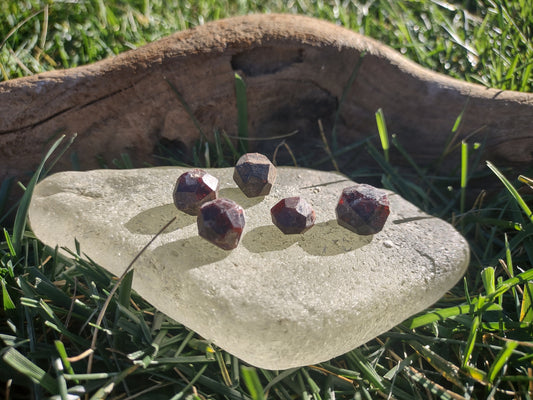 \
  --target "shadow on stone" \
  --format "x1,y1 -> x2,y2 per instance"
243,220 -> 372,255
219,187 -> 264,209
151,235 -> 229,270
125,203 -> 195,235
299,220 -> 372,256
242,225 -> 299,253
